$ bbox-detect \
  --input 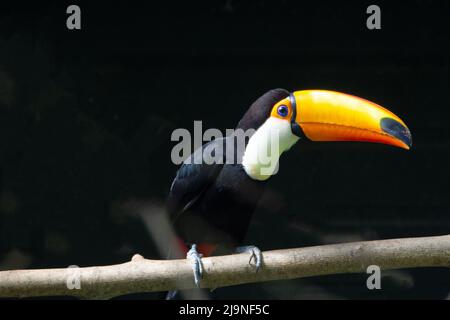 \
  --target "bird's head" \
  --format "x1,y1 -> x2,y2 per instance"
240,89 -> 411,181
